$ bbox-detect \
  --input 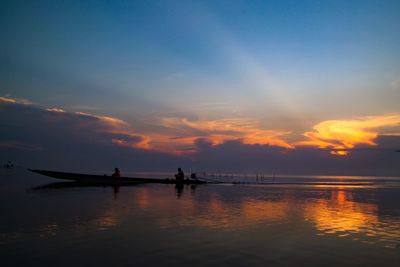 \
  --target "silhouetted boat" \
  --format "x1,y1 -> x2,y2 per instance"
29,169 -> 208,185
33,181 -> 141,189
